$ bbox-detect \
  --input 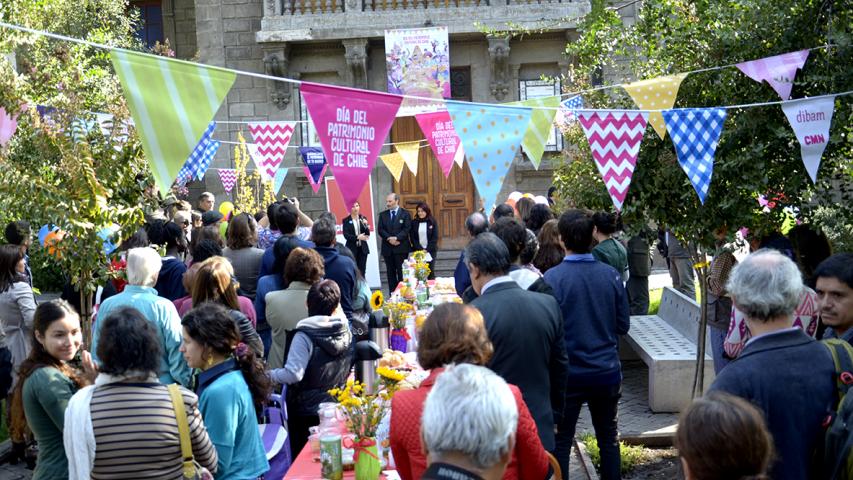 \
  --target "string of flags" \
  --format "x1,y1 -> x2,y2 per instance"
0,20 -> 850,213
